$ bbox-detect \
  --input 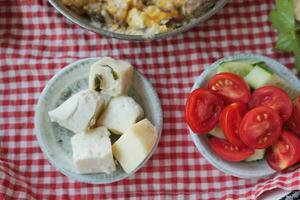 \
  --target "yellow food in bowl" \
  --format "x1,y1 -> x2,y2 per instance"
62,0 -> 215,36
